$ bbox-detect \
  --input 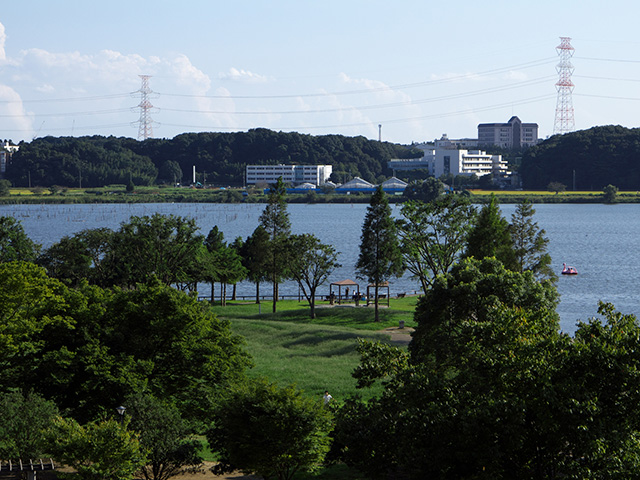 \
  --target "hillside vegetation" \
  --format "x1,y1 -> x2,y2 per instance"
4,129 -> 420,188
520,125 -> 640,190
